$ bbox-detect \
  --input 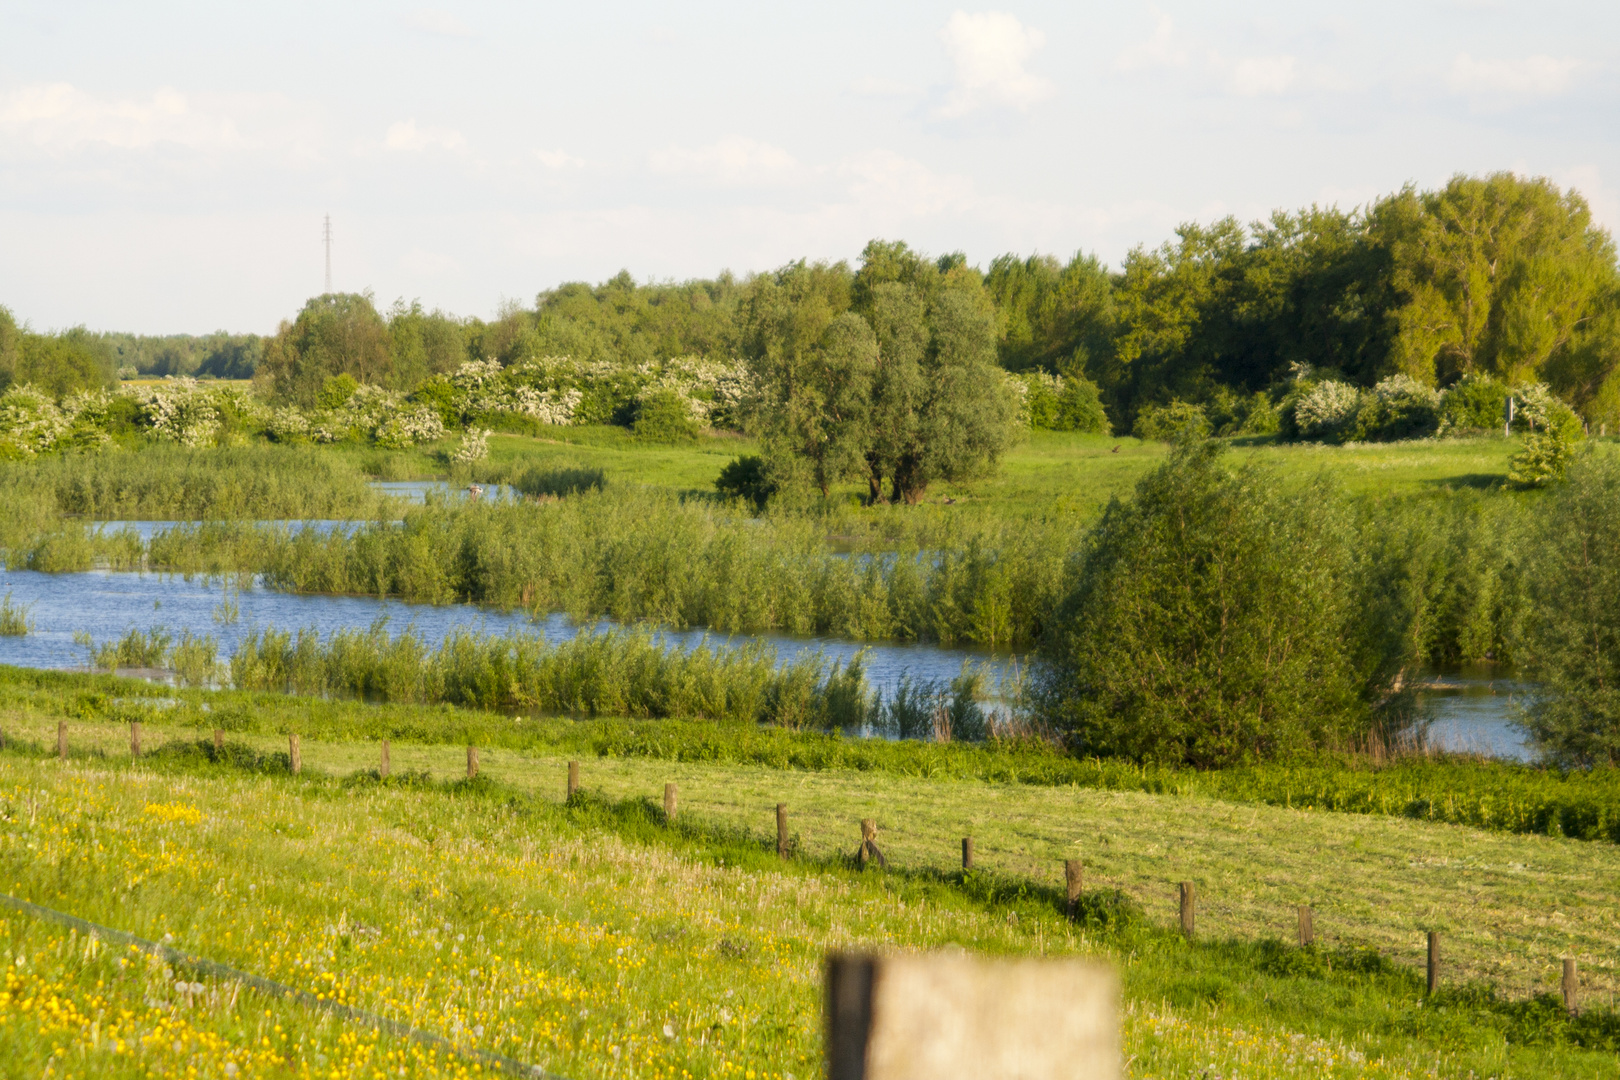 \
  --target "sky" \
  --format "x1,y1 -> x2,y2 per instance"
2,0 -> 1617,335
